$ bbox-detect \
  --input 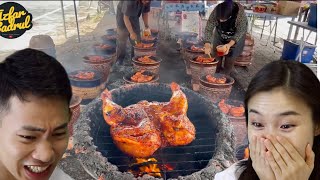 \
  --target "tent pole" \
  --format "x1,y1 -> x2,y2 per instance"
73,0 -> 80,43
60,0 -> 67,39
